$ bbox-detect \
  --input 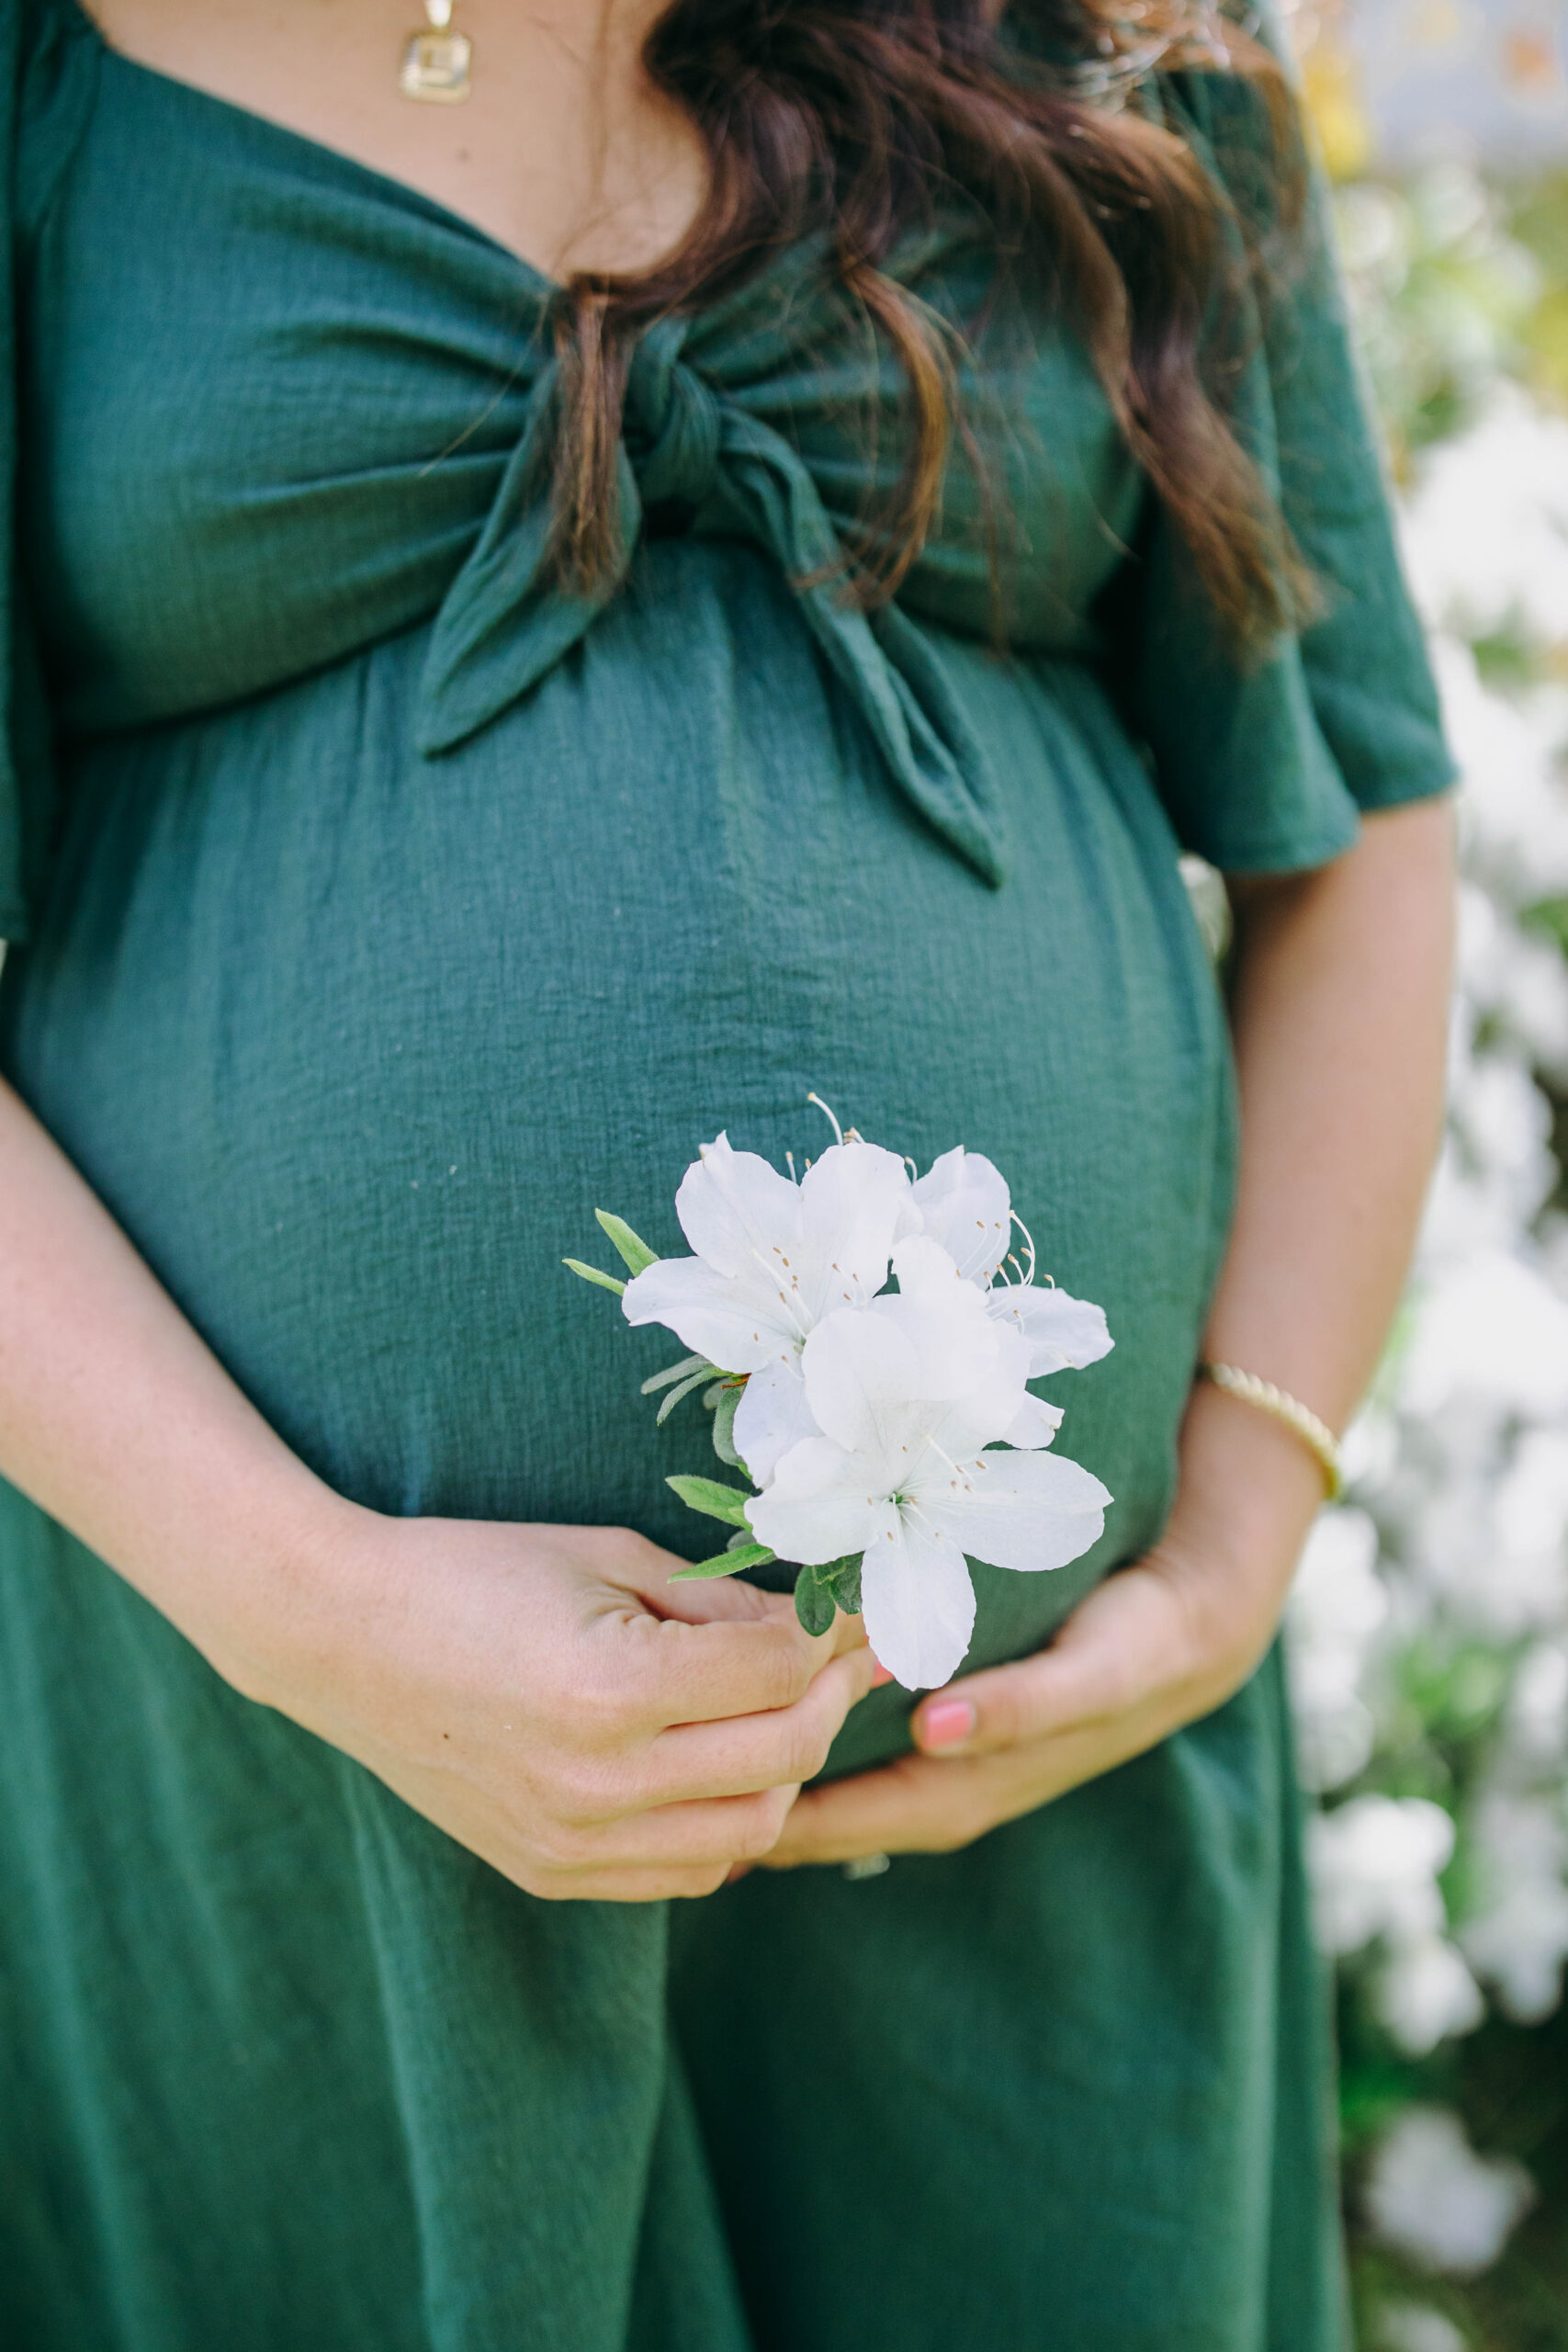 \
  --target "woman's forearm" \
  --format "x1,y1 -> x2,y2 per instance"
1179,793 -> 1457,1569
1213,795 -> 1456,1421
0,1075 -> 341,1690
0,1073 -> 873,1895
